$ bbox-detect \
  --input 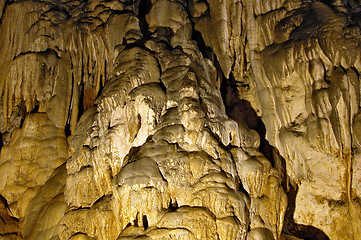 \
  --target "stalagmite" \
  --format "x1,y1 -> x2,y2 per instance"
1,0 -> 361,240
